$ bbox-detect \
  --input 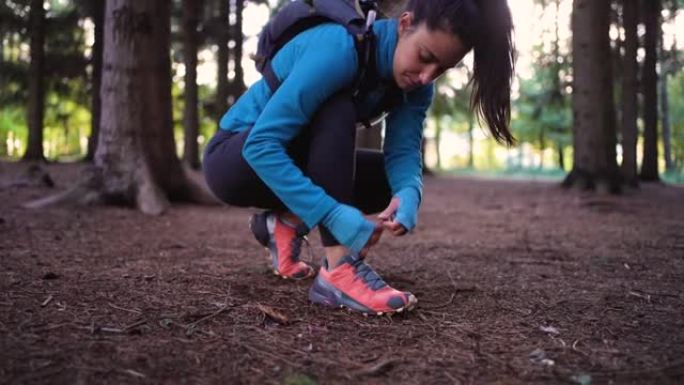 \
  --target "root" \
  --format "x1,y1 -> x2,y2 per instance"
1,163 -> 54,189
22,166 -> 103,209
